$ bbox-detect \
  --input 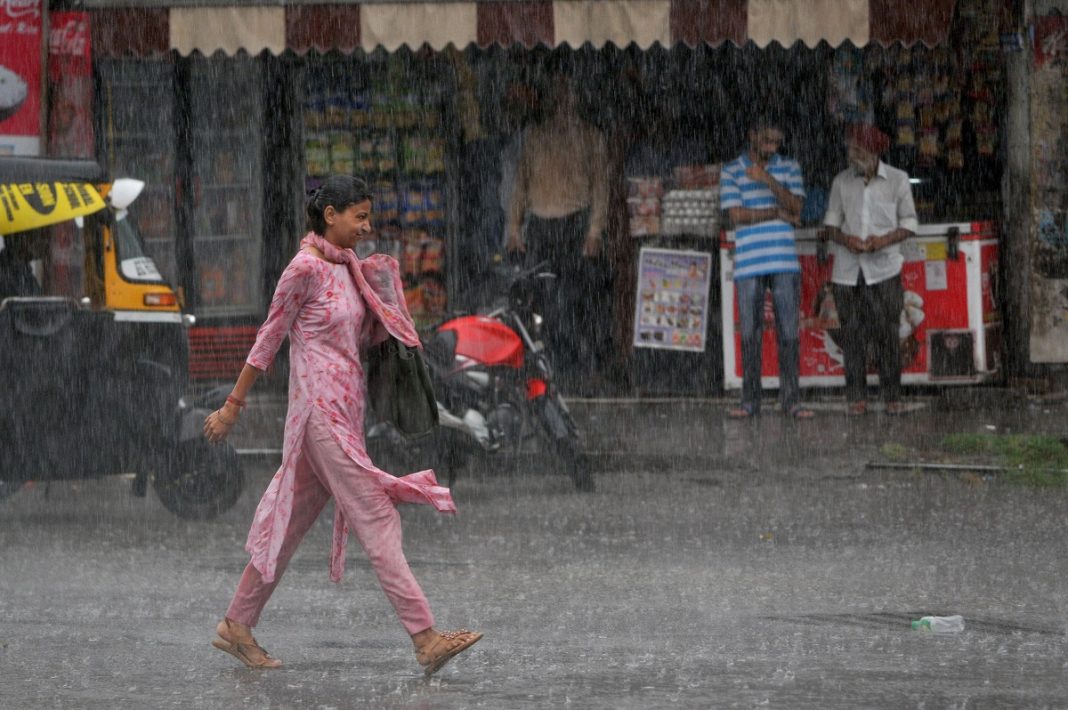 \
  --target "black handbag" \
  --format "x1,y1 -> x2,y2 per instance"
366,337 -> 439,436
